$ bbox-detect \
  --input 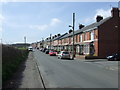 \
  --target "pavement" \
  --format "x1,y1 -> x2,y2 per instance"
3,52 -> 44,89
